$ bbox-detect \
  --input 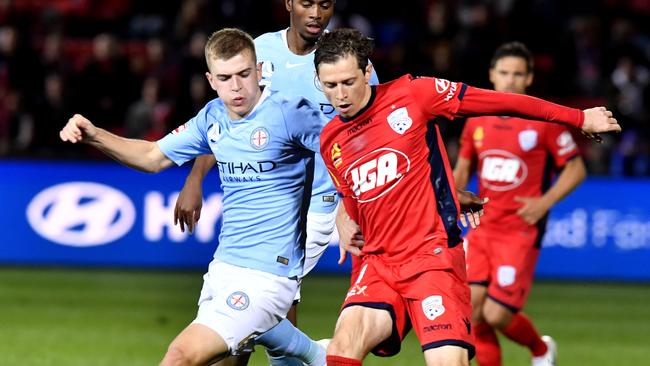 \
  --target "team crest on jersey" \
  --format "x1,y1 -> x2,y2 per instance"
387,107 -> 412,134
331,143 -> 343,168
250,127 -> 270,149
473,126 -> 484,149
518,130 -> 538,152
435,78 -> 451,93
497,266 -> 517,287
556,131 -> 577,156
226,291 -> 250,311
171,123 -> 188,134
422,295 -> 445,321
